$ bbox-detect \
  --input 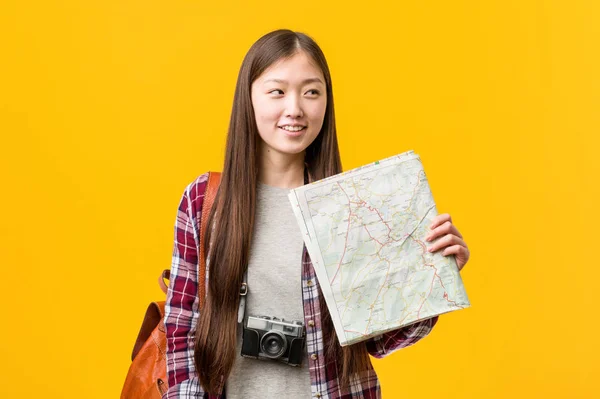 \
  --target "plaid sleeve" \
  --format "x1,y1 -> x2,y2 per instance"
163,174 -> 209,398
365,315 -> 439,359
